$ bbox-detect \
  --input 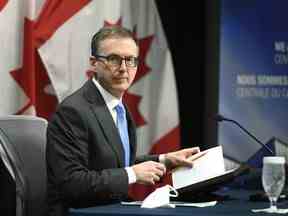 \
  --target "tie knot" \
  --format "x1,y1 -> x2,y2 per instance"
115,103 -> 125,116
